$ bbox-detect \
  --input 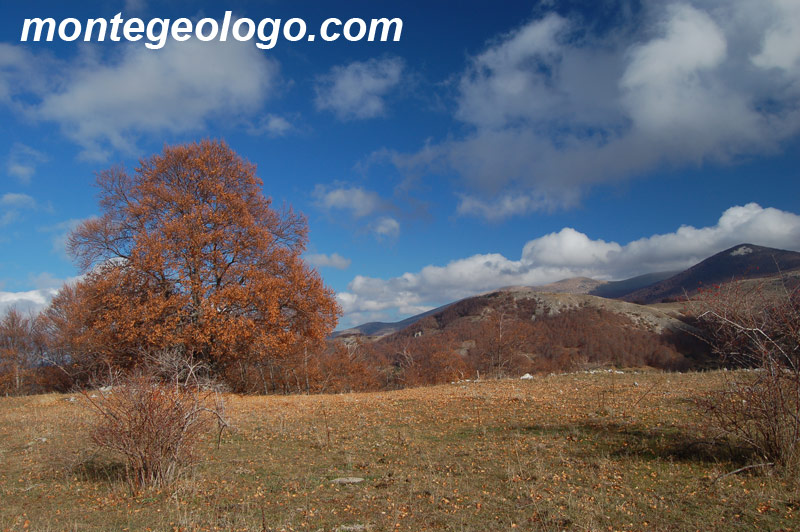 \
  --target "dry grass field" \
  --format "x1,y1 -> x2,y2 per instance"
1,371 -> 798,531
